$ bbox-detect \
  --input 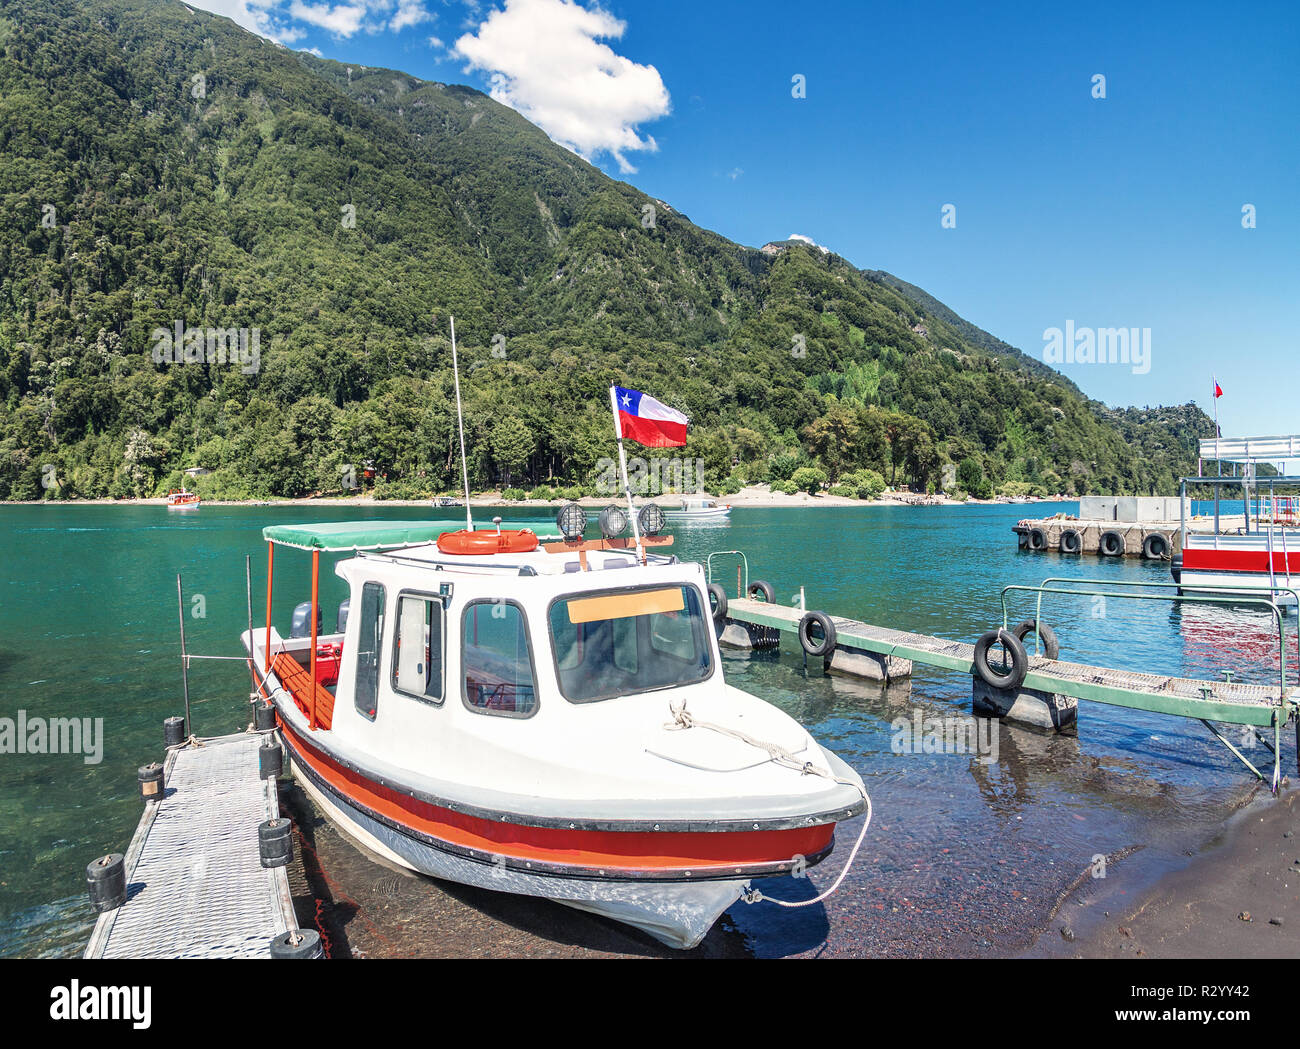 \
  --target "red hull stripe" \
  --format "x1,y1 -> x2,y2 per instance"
1183,548 -> 1300,573
280,721 -> 834,872
618,410 -> 688,448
